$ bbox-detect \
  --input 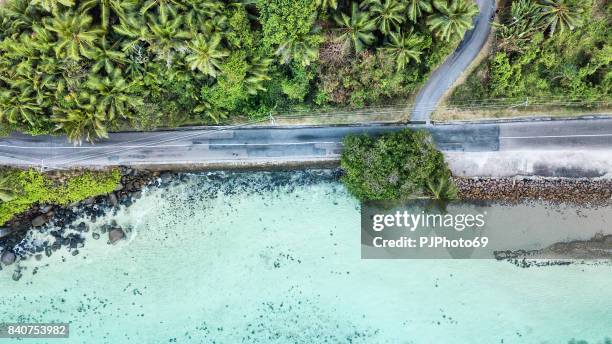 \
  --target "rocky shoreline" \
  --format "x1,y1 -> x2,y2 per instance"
455,177 -> 612,206
0,167 -> 168,277
1,169 -> 611,276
